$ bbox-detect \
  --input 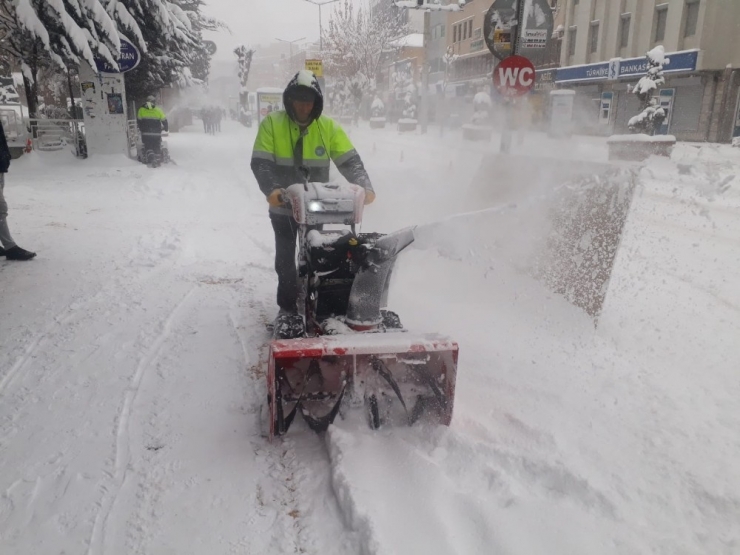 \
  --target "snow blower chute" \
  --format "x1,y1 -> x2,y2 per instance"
265,182 -> 458,440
